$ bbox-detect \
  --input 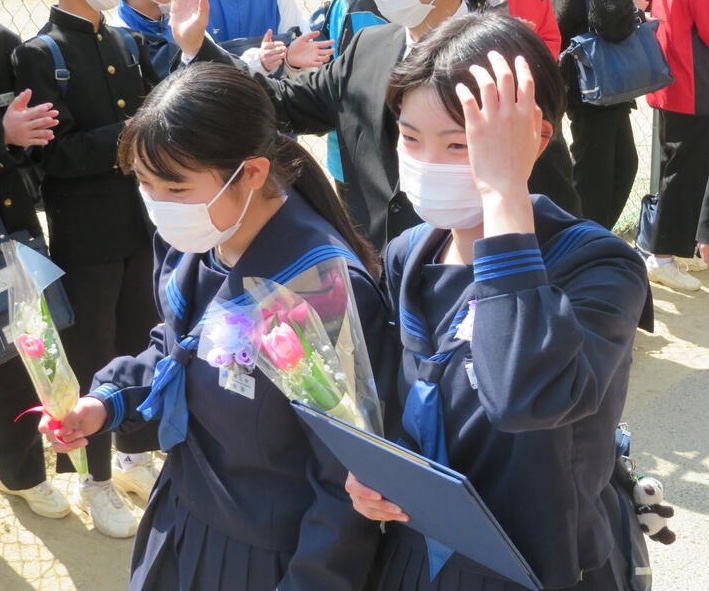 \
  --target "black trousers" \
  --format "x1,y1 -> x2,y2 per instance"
528,129 -> 582,217
567,101 -> 638,230
54,244 -> 159,481
645,110 -> 709,257
0,355 -> 47,490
